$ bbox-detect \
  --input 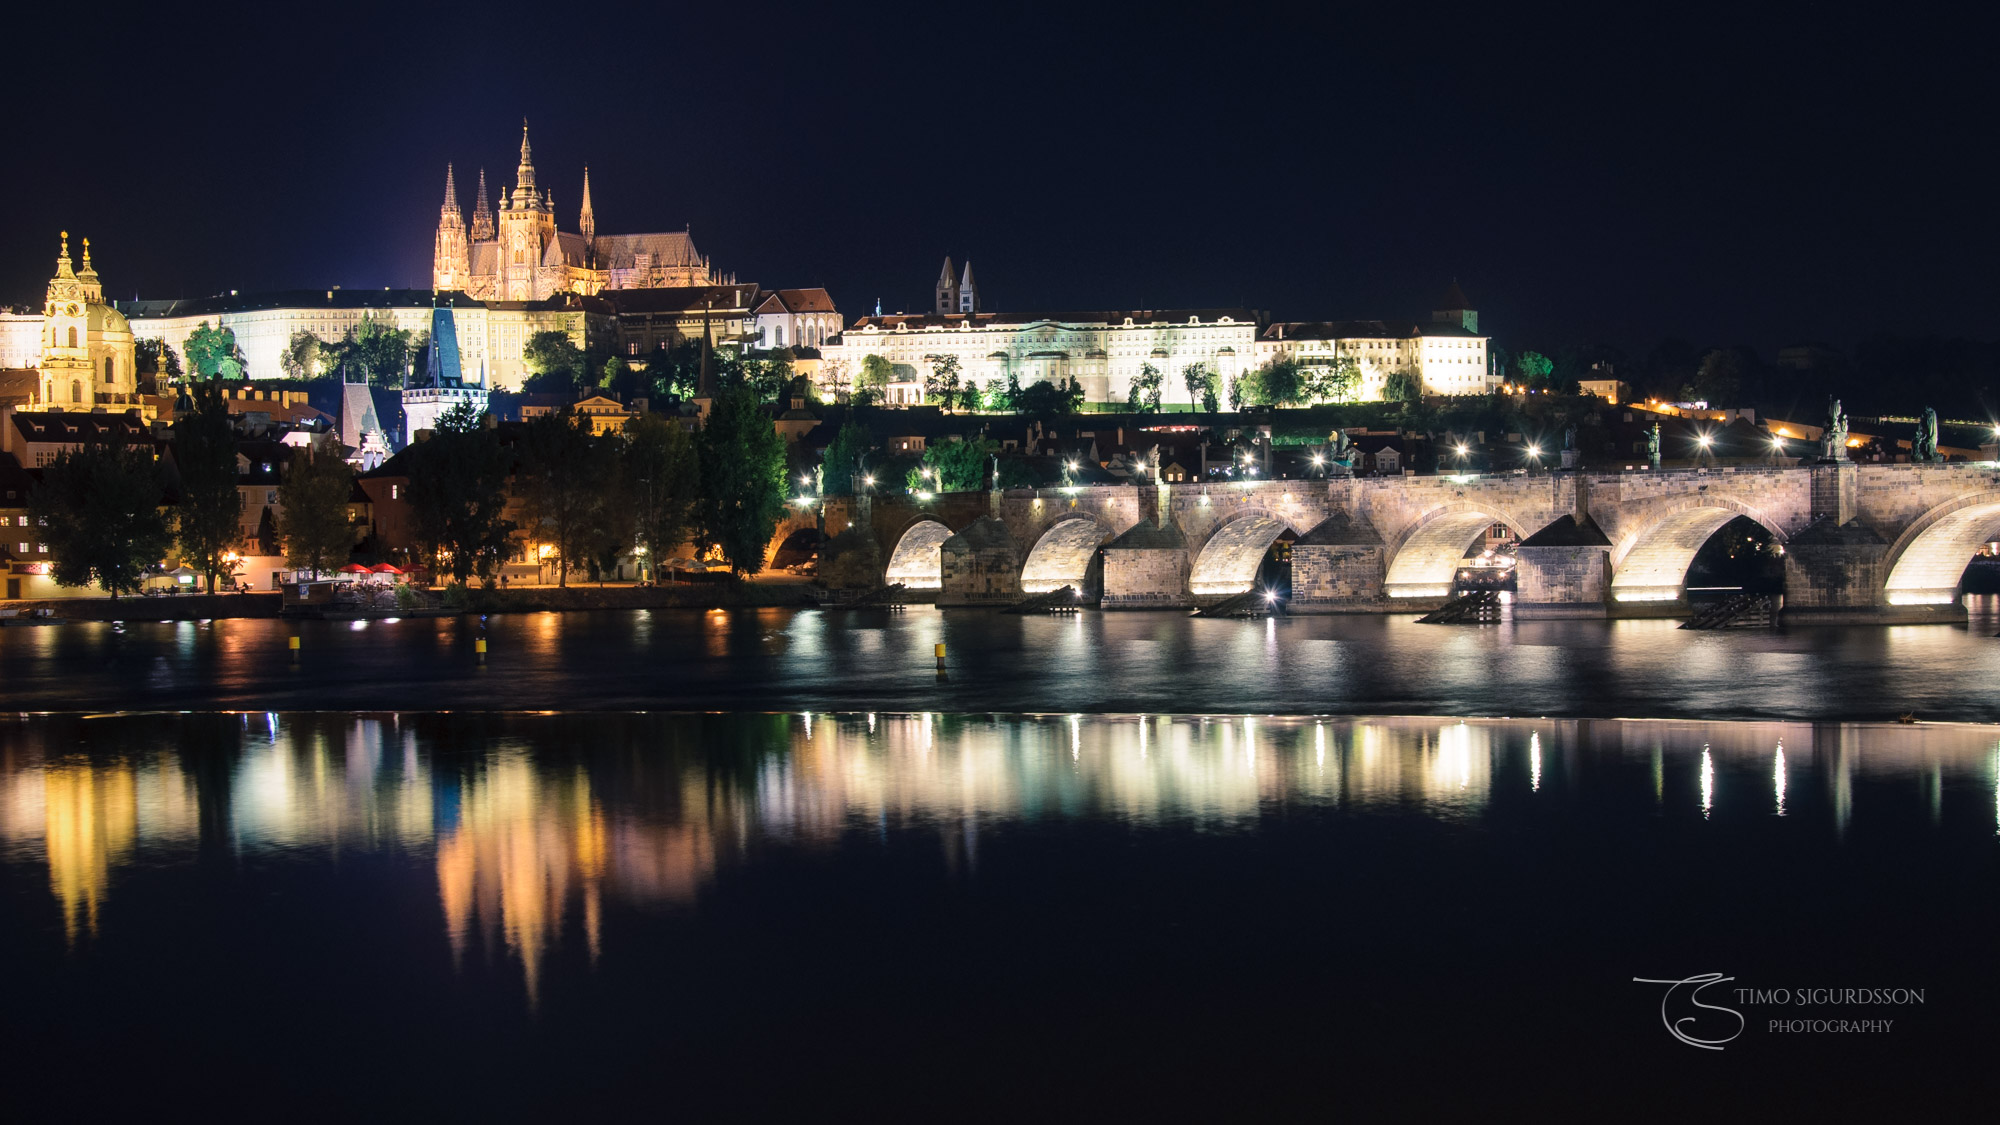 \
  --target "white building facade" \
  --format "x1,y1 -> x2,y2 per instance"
822,309 -> 1256,407
118,290 -> 602,392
